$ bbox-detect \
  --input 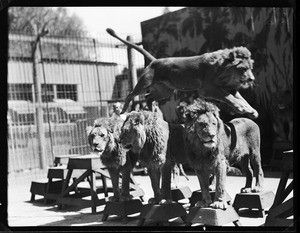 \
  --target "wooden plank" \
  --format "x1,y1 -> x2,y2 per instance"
265,217 -> 294,227
67,154 -> 105,170
54,154 -> 81,166
272,171 -> 290,208
268,198 -> 293,218
57,197 -> 107,208
47,168 -> 85,179
61,169 -> 91,196
94,168 -> 142,191
278,180 -> 293,204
